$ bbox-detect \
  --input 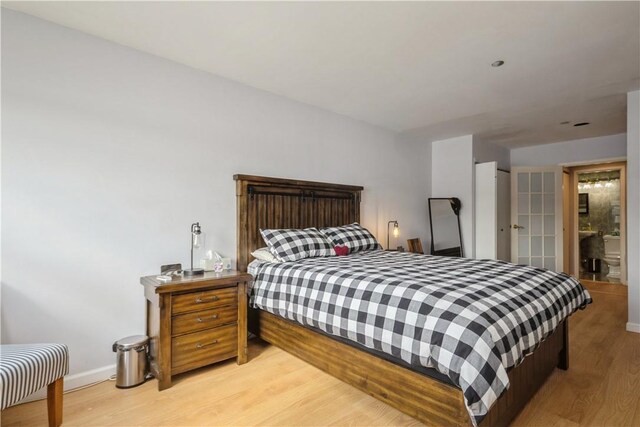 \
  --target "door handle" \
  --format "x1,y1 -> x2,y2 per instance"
512,224 -> 525,230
